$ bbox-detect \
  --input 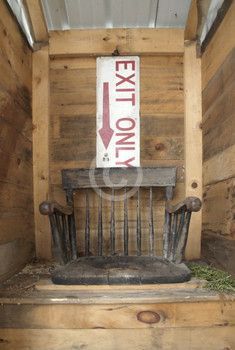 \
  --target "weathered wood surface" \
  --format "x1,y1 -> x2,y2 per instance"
33,46 -> 51,259
0,327 -> 235,350
51,257 -> 190,285
202,2 -> 235,90
184,42 -> 202,260
49,28 -> 184,56
202,49 -> 235,162
203,178 -> 235,237
24,0 -> 48,45
50,55 -> 185,257
0,299 -> 234,329
62,167 -> 176,189
202,232 -> 235,277
202,4 -> 235,259
0,239 -> 34,282
0,1 -> 34,278
1,268 -> 233,349
36,278 -> 206,291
